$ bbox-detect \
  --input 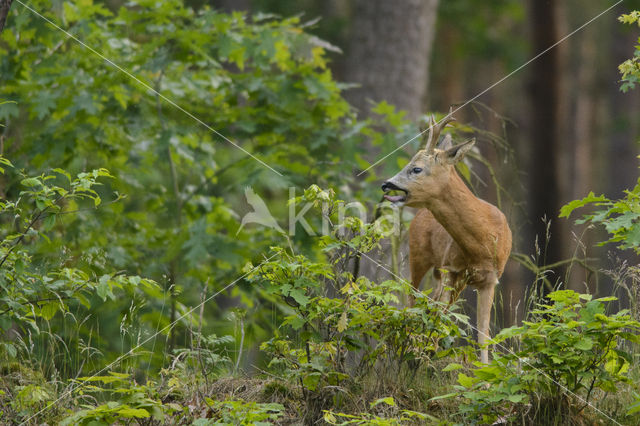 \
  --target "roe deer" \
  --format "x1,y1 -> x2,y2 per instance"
381,115 -> 512,363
